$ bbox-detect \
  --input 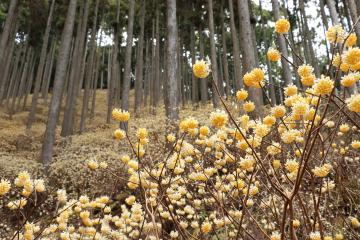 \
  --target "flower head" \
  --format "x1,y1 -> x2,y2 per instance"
236,89 -> 248,101
346,94 -> 360,112
326,25 -> 345,43
345,33 -> 357,47
112,108 -> 130,122
267,48 -> 281,61
275,18 -> 290,34
193,60 -> 211,78
0,179 -> 11,196
313,76 -> 334,95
